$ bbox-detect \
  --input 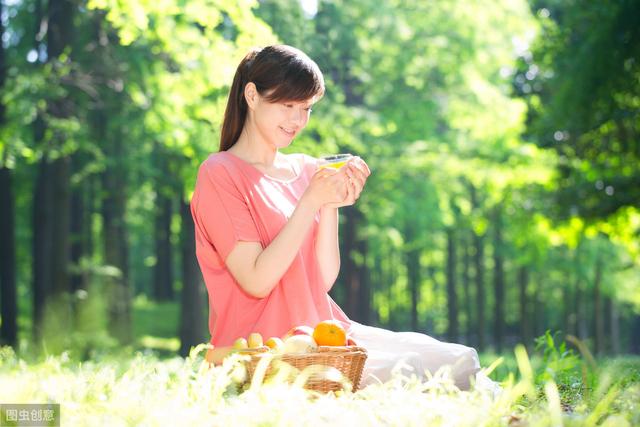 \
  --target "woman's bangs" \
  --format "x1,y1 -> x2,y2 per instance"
265,67 -> 324,103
